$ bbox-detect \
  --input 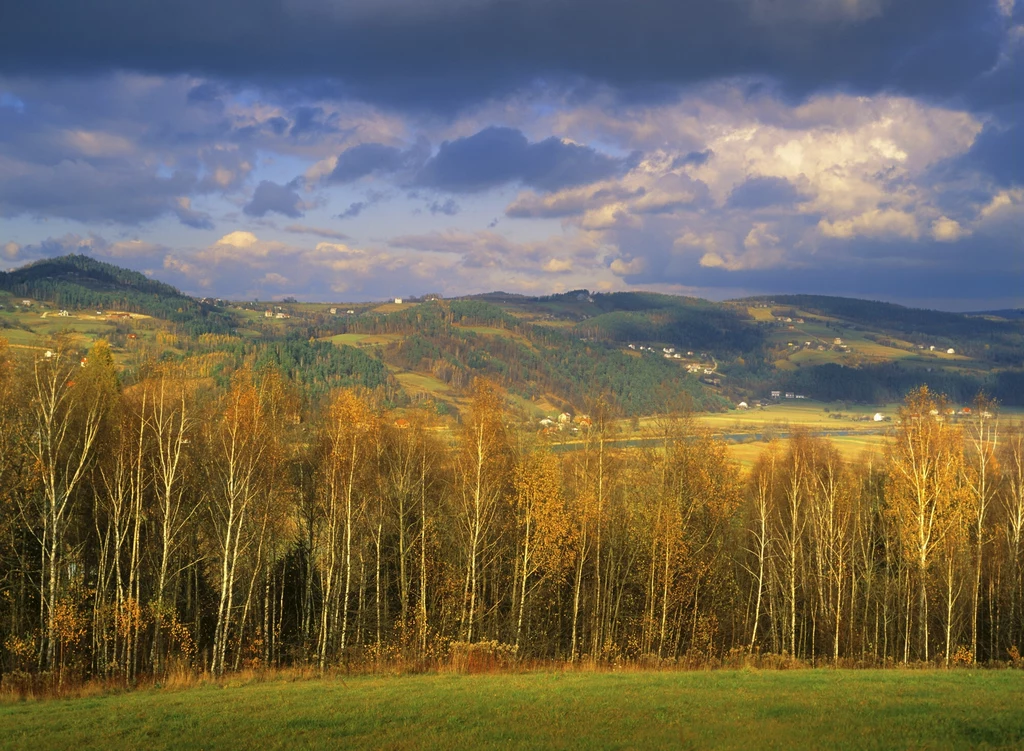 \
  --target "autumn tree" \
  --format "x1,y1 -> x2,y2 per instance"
28,339 -> 105,671
886,387 -> 966,661
962,394 -> 999,661
205,367 -> 282,674
315,387 -> 376,666
456,378 -> 512,643
512,446 -> 572,651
